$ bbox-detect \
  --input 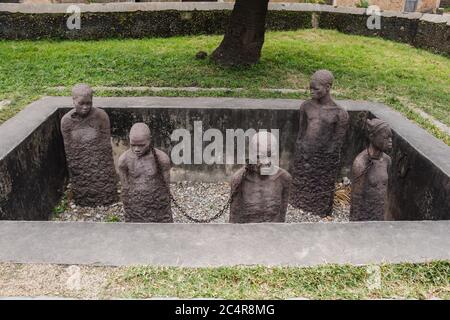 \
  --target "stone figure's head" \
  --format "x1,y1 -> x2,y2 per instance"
367,118 -> 393,152
248,131 -> 279,176
310,69 -> 334,101
129,123 -> 151,158
72,84 -> 93,118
